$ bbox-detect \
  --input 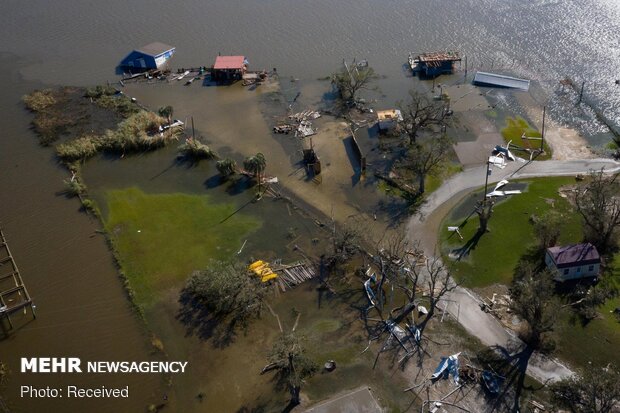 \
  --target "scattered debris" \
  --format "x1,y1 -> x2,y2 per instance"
486,179 -> 522,198
364,268 -> 379,309
447,226 -> 464,240
488,155 -> 506,169
431,352 -> 461,384
289,110 -> 321,122
481,370 -> 502,396
273,124 -> 293,134
296,120 -> 317,138
248,260 -> 278,282
324,360 -> 337,371
377,109 -> 403,131
273,261 -> 317,291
